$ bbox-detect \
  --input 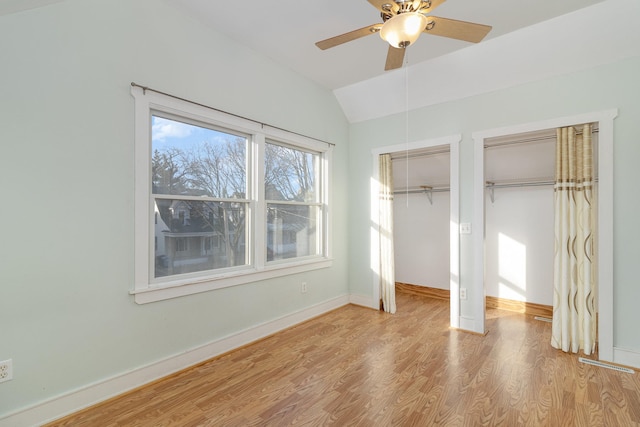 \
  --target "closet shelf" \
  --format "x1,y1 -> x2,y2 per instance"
392,185 -> 451,205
